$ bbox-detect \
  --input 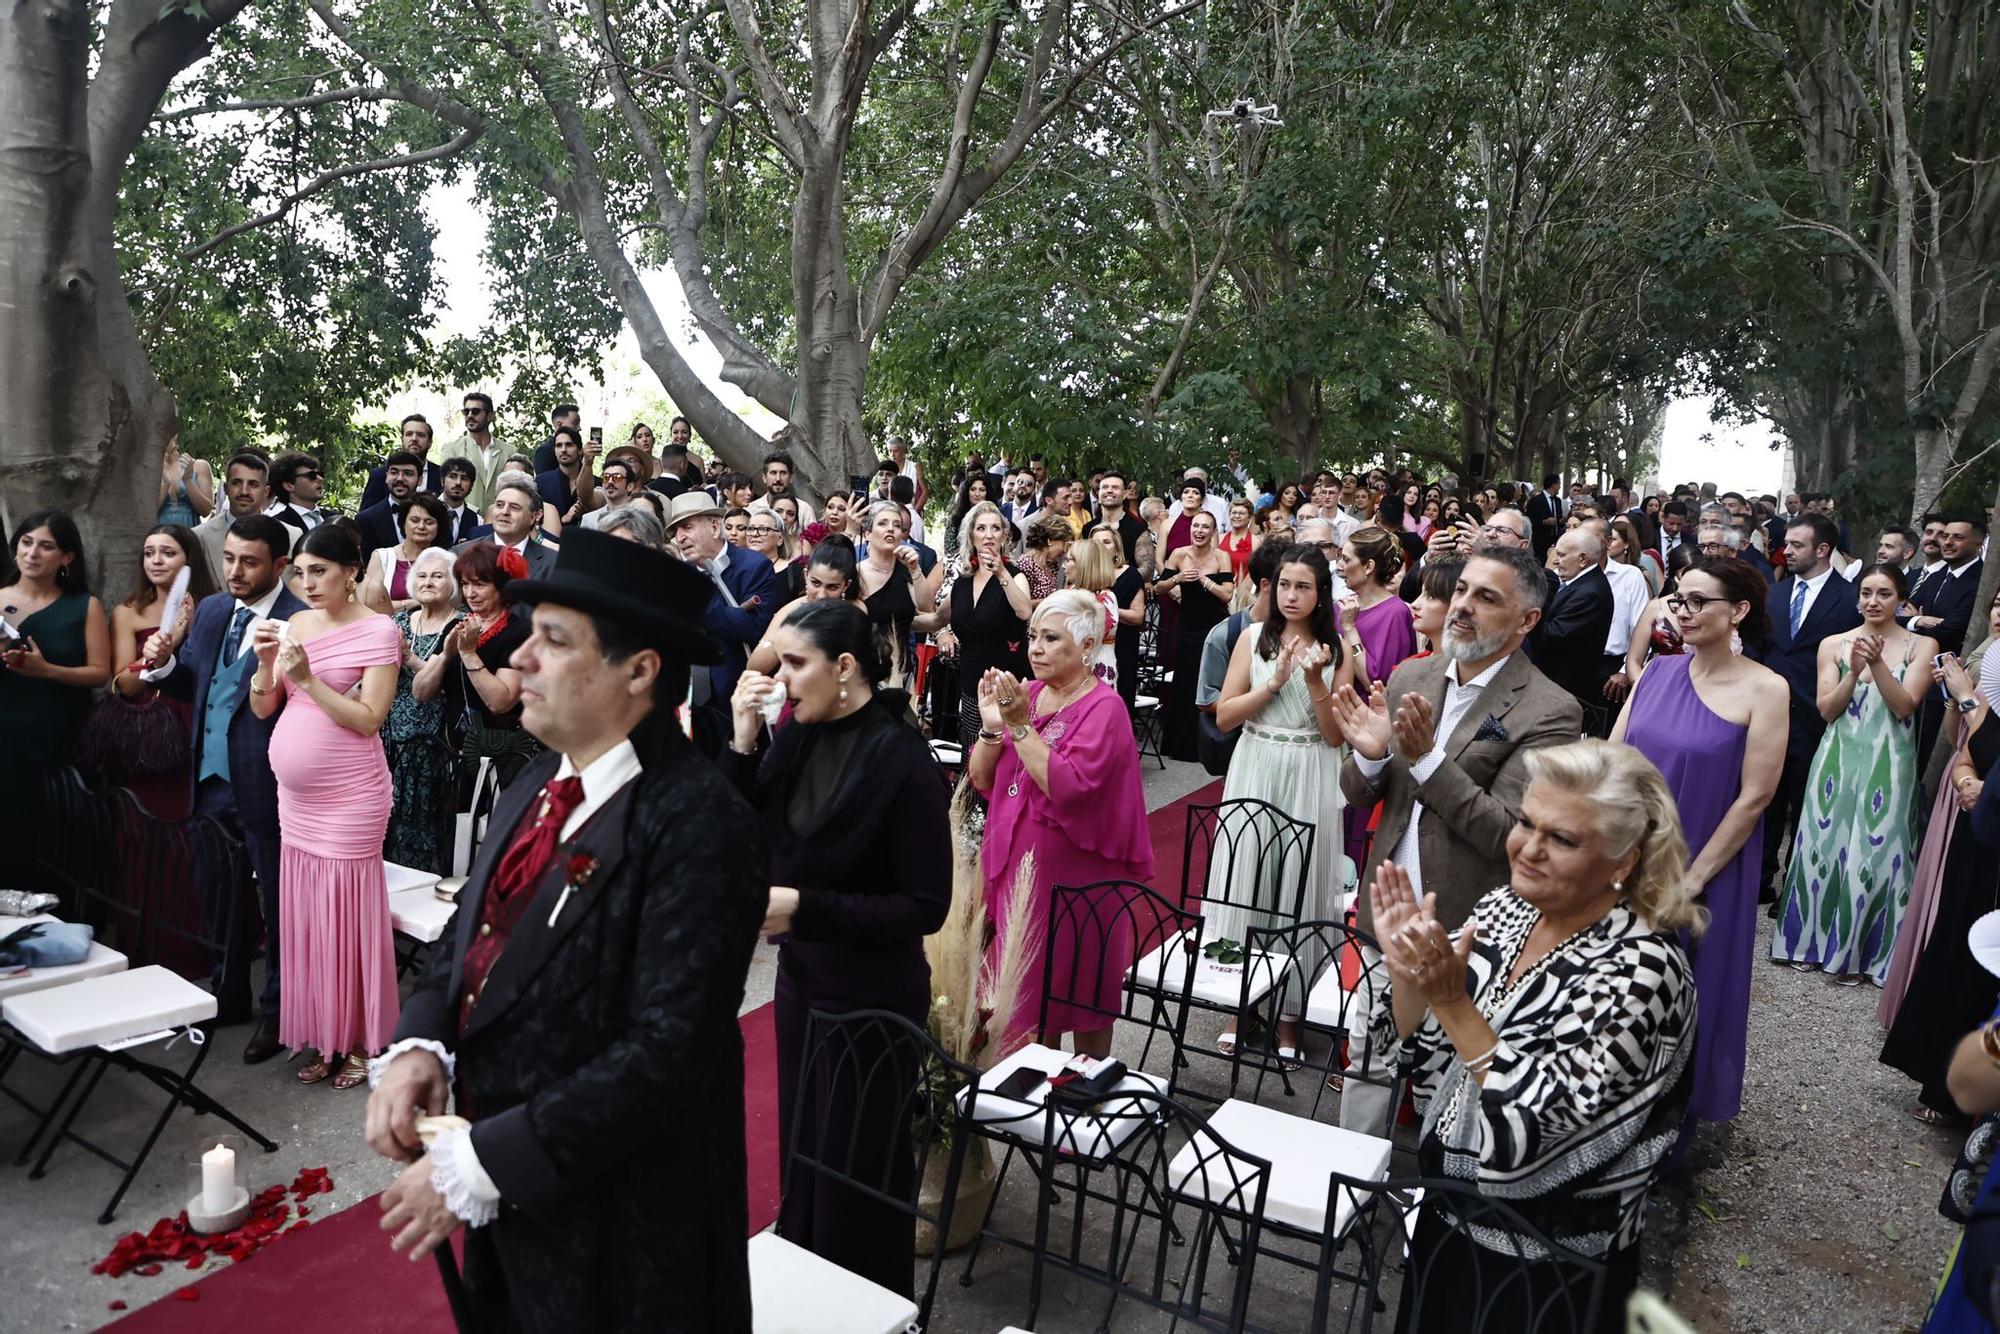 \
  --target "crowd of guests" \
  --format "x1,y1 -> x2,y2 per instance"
13,411 -> 2000,1330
